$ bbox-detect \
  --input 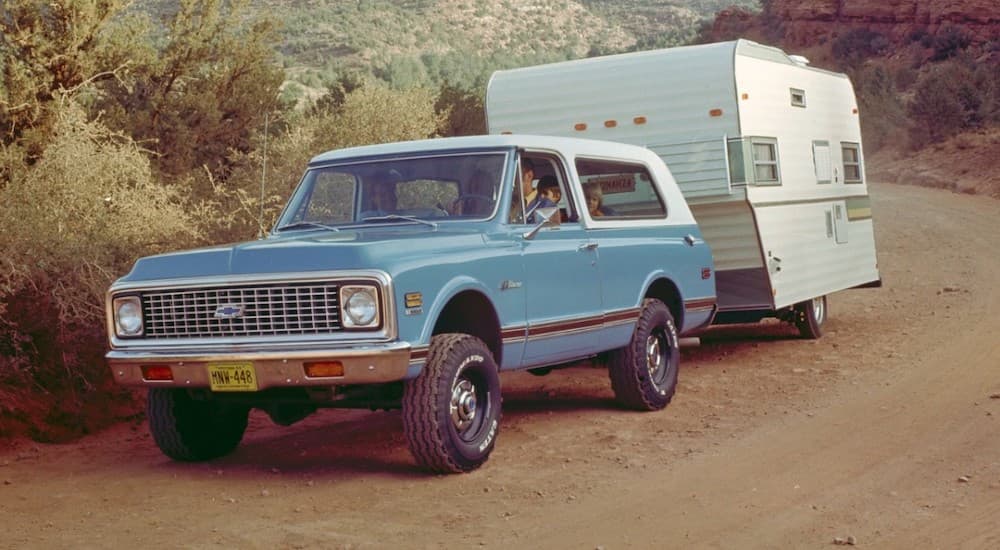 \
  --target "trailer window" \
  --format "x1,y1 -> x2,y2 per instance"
750,138 -> 780,185
842,142 -> 863,183
574,158 -> 666,219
